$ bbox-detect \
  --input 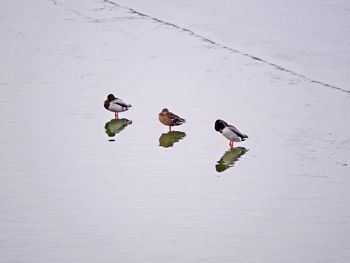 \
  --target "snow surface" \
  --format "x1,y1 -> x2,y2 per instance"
0,1 -> 349,263
117,0 -> 350,90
